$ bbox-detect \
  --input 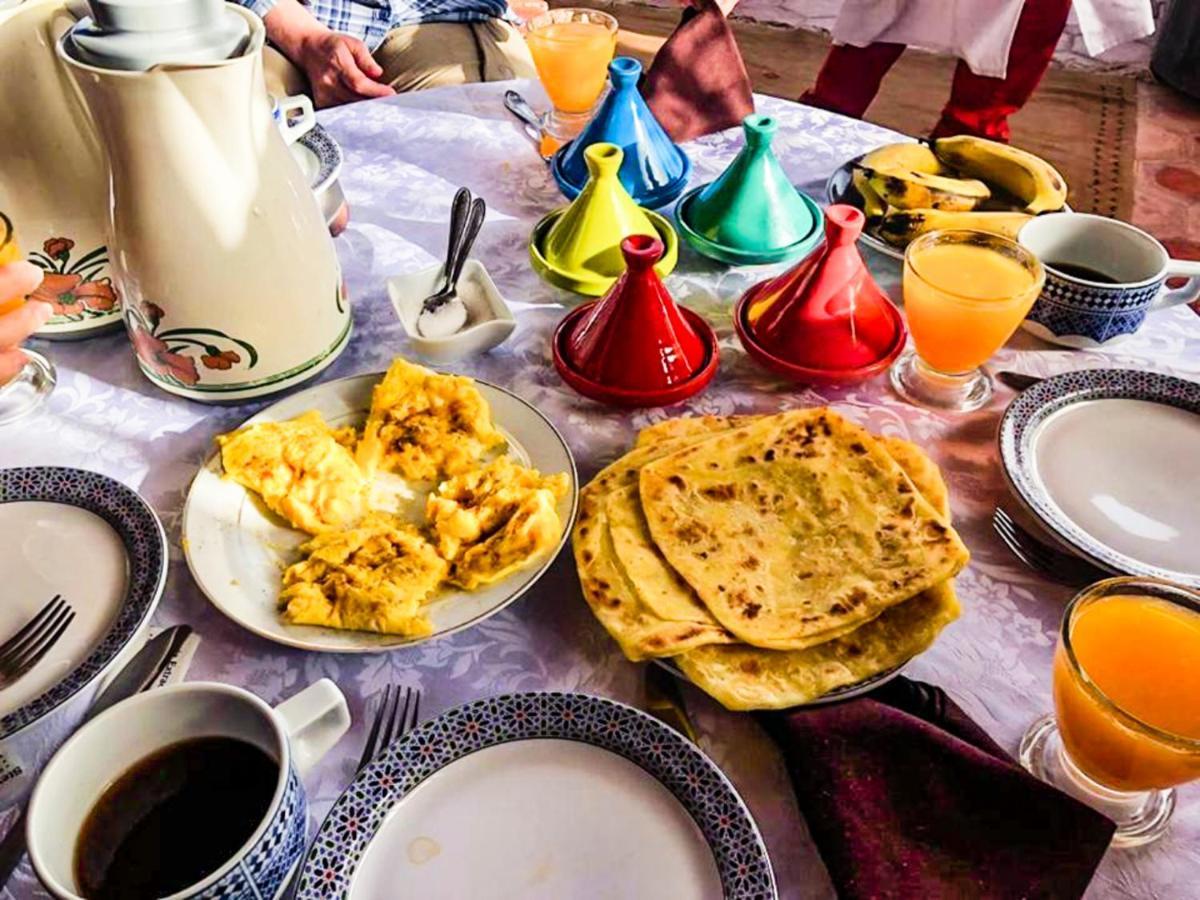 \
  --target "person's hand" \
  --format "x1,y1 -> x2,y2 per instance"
0,261 -> 50,384
294,29 -> 395,109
